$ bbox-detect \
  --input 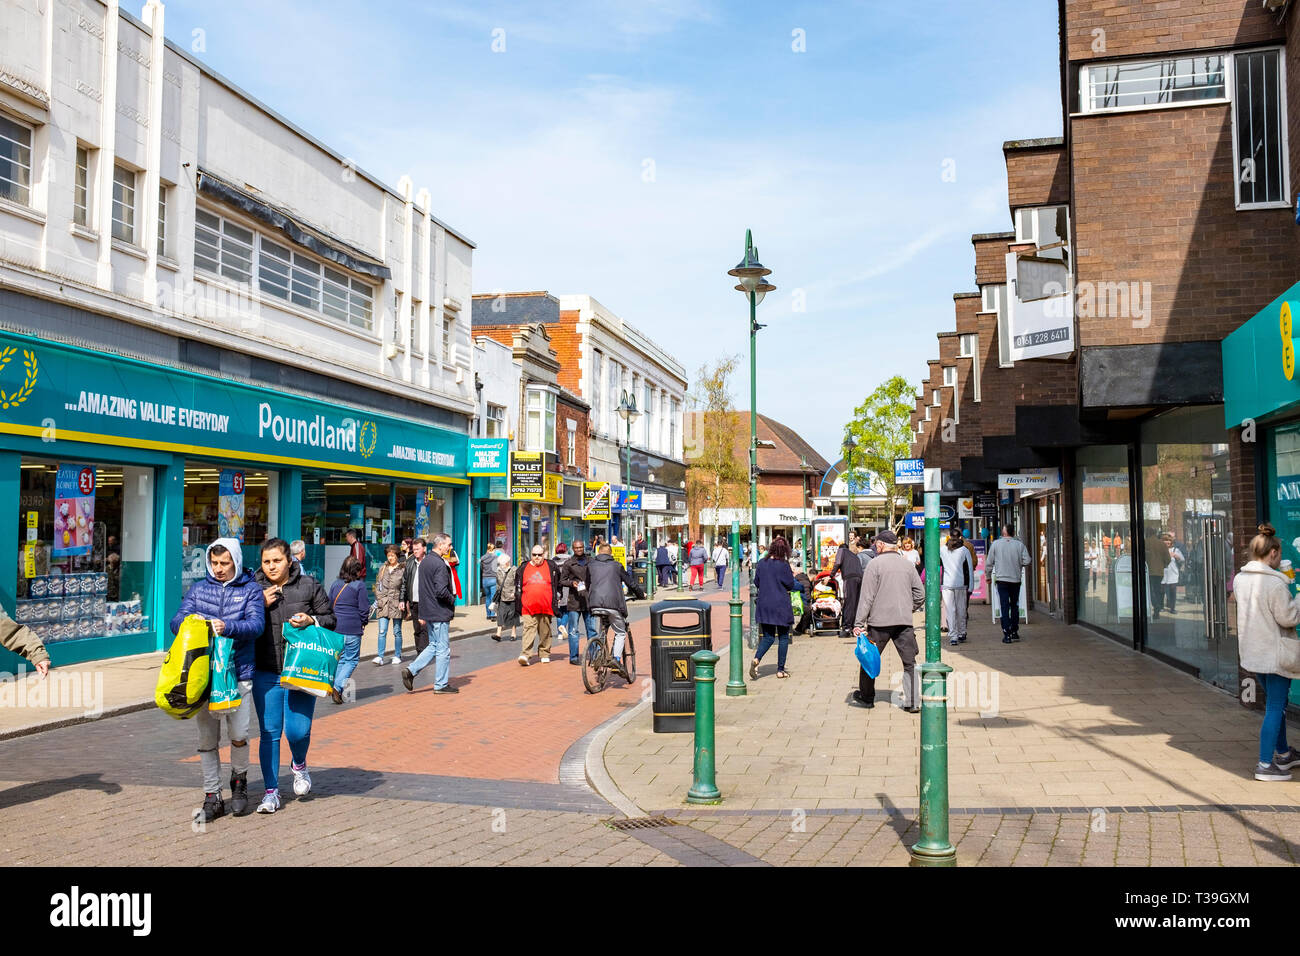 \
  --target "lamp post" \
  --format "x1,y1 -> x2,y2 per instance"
617,390 -> 640,550
800,455 -> 815,571
728,229 -> 775,649
842,432 -> 858,541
